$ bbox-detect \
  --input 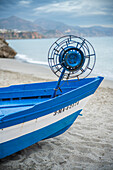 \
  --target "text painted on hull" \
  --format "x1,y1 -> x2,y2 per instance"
53,101 -> 79,116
